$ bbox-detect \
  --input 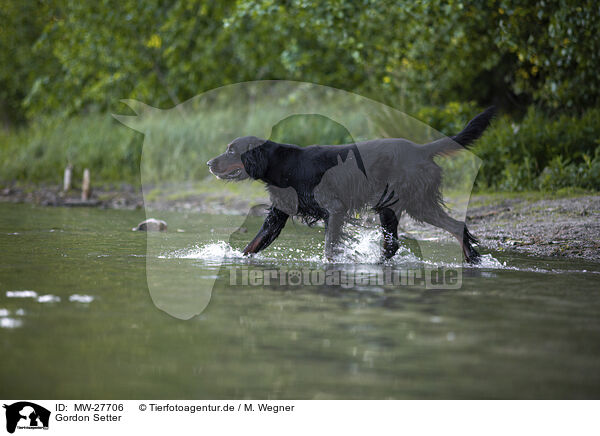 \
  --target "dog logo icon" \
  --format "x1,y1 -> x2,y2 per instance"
3,402 -> 50,433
